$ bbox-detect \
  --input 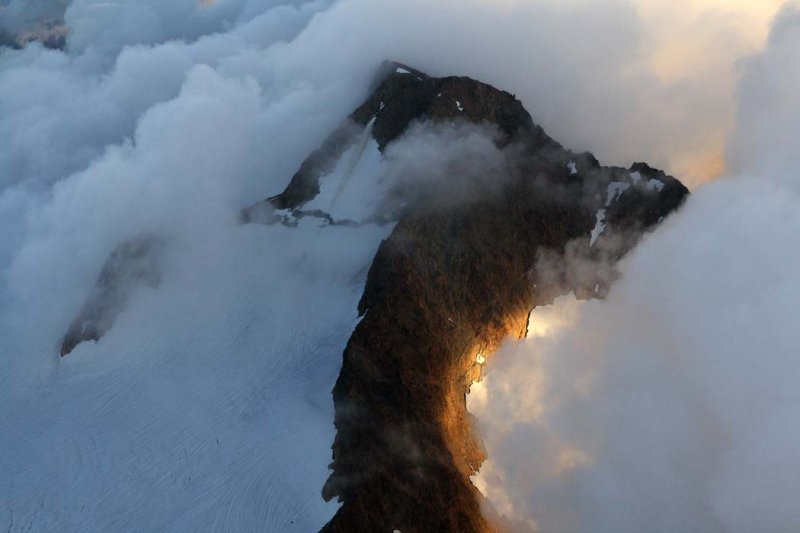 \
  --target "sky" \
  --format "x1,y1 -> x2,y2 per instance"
0,0 -> 798,531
